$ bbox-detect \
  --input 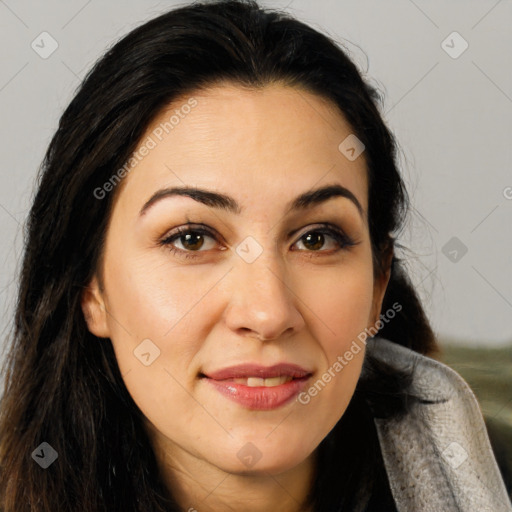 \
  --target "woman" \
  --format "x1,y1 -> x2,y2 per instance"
0,1 -> 509,511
